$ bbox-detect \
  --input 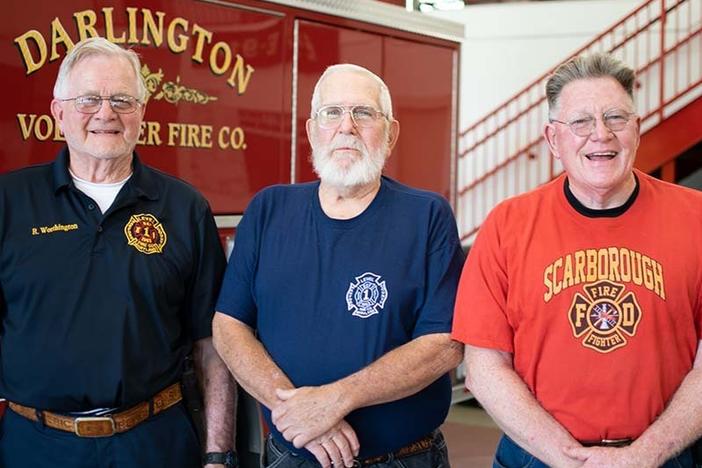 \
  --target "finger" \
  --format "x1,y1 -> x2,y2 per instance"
281,427 -> 299,443
274,413 -> 294,433
330,432 -> 355,467
292,431 -> 316,449
321,439 -> 343,468
307,442 -> 331,468
276,388 -> 296,400
271,407 -> 281,425
563,446 -> 589,460
270,402 -> 290,424
338,423 -> 360,456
